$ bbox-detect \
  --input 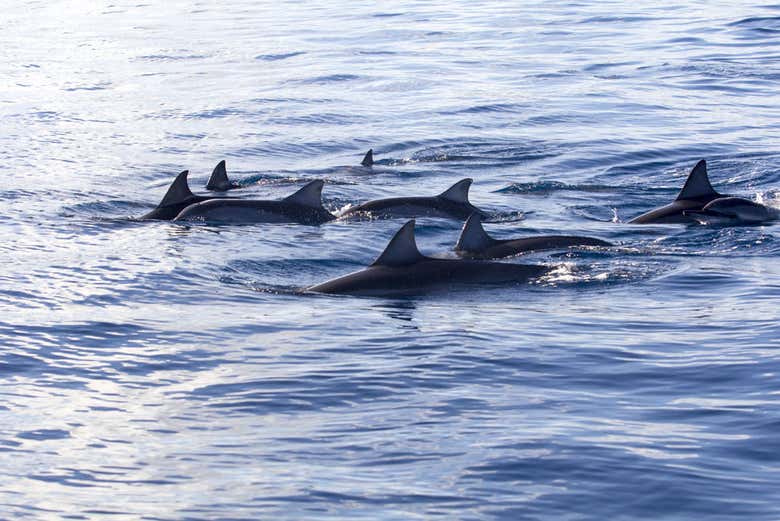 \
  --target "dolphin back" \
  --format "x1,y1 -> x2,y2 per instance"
689,196 -> 780,223
455,213 -> 497,253
371,220 -> 426,266
141,170 -> 214,220
307,259 -> 548,296
675,160 -> 719,201
342,178 -> 486,220
438,178 -> 472,203
284,180 -> 328,210
361,149 -> 374,167
206,160 -> 235,191
307,219 -> 549,295
629,160 -> 721,224
173,179 -> 334,224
